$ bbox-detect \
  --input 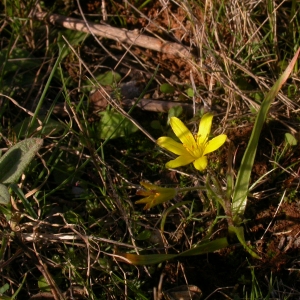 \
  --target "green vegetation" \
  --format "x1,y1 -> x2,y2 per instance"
1,0 -> 300,299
